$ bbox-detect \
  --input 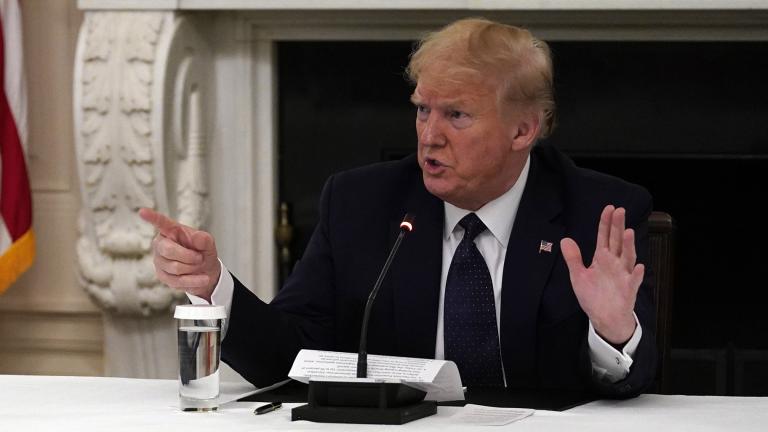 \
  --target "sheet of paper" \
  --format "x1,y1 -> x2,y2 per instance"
288,349 -> 464,401
452,404 -> 535,426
